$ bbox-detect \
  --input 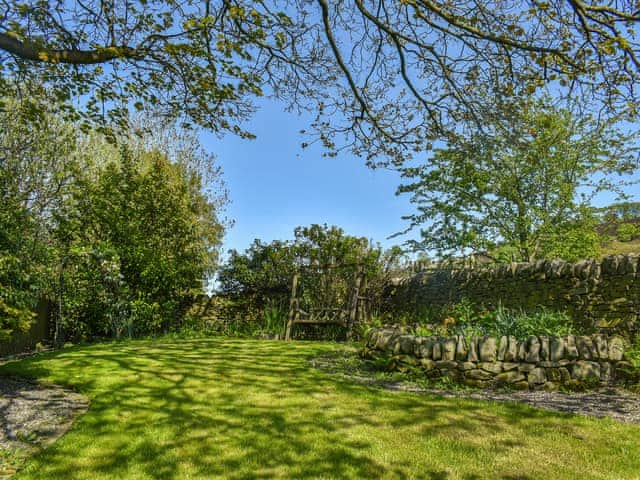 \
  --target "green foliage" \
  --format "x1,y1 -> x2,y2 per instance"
596,202 -> 640,223
1,94 -> 227,342
624,336 -> 640,370
413,299 -> 578,341
0,279 -> 36,341
262,304 -> 287,336
60,147 -> 224,339
539,211 -> 602,261
57,245 -> 128,340
399,96 -> 637,262
471,305 -> 575,340
0,97 -> 81,339
615,336 -> 640,390
128,300 -> 163,337
616,223 -> 640,242
2,2 -> 639,166
217,224 -> 387,337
